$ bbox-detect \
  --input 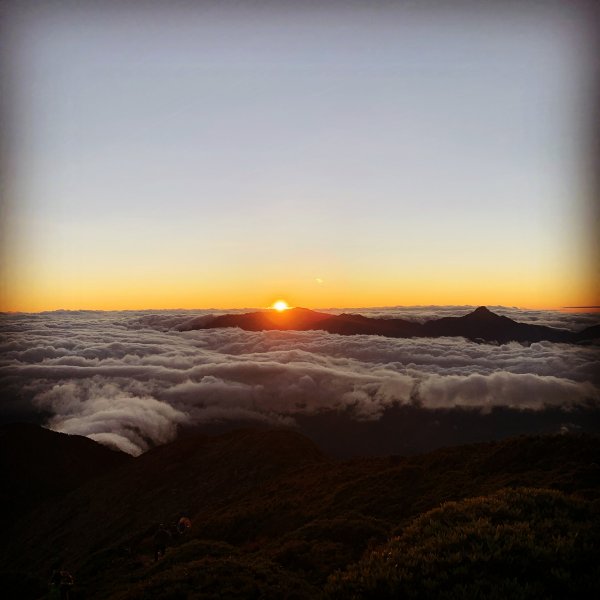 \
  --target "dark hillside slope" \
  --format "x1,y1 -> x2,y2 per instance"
0,423 -> 130,524
1,429 -> 599,599
1,429 -> 325,575
326,487 -> 600,599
